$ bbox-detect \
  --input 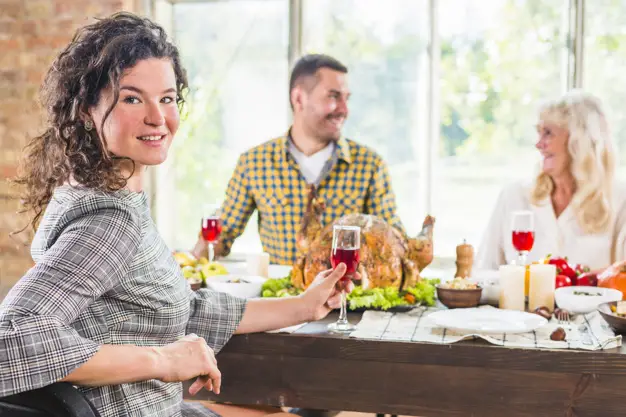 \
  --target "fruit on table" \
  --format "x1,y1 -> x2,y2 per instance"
547,256 -> 578,283
598,261 -> 626,300
174,251 -> 197,268
181,265 -> 195,278
201,262 -> 228,278
550,327 -> 566,341
540,255 -> 593,286
172,251 -> 228,282
574,263 -> 590,277
181,265 -> 202,282
555,274 -> 573,288
576,272 -> 598,287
